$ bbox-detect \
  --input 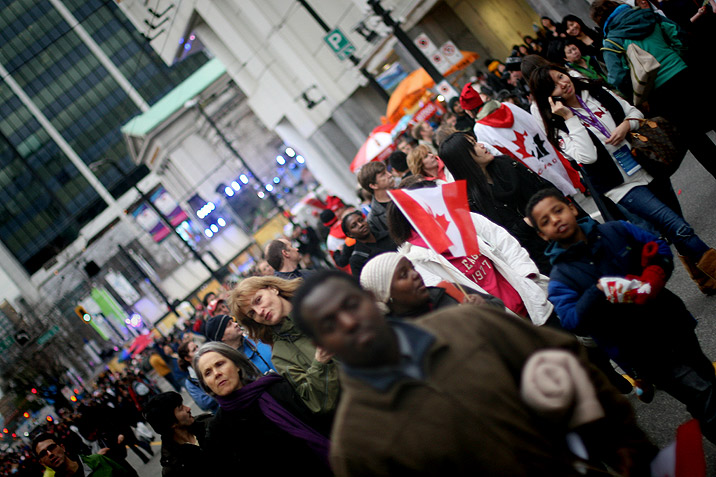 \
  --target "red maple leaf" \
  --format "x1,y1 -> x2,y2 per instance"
512,131 -> 531,159
434,213 -> 451,231
594,109 -> 605,118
